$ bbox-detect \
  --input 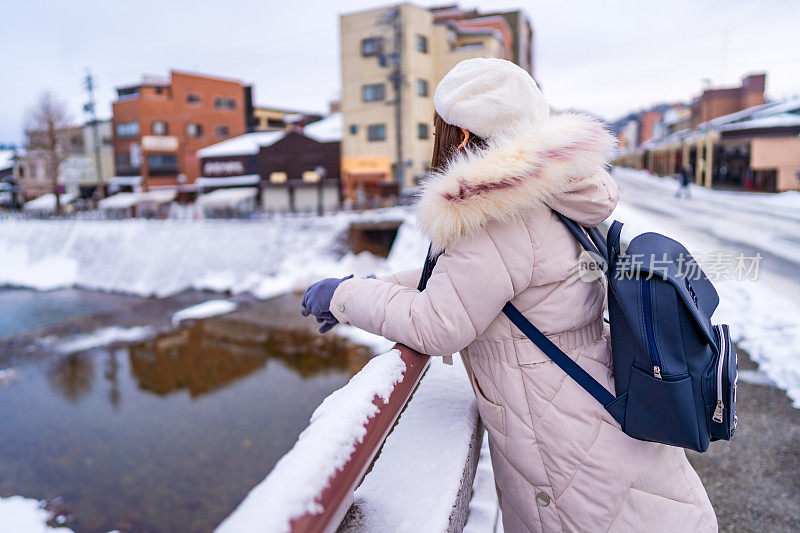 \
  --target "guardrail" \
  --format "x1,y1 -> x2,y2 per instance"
289,344 -> 431,533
